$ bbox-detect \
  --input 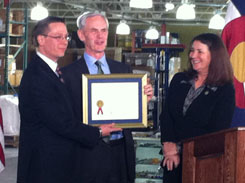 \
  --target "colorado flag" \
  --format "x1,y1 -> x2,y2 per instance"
222,0 -> 245,126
